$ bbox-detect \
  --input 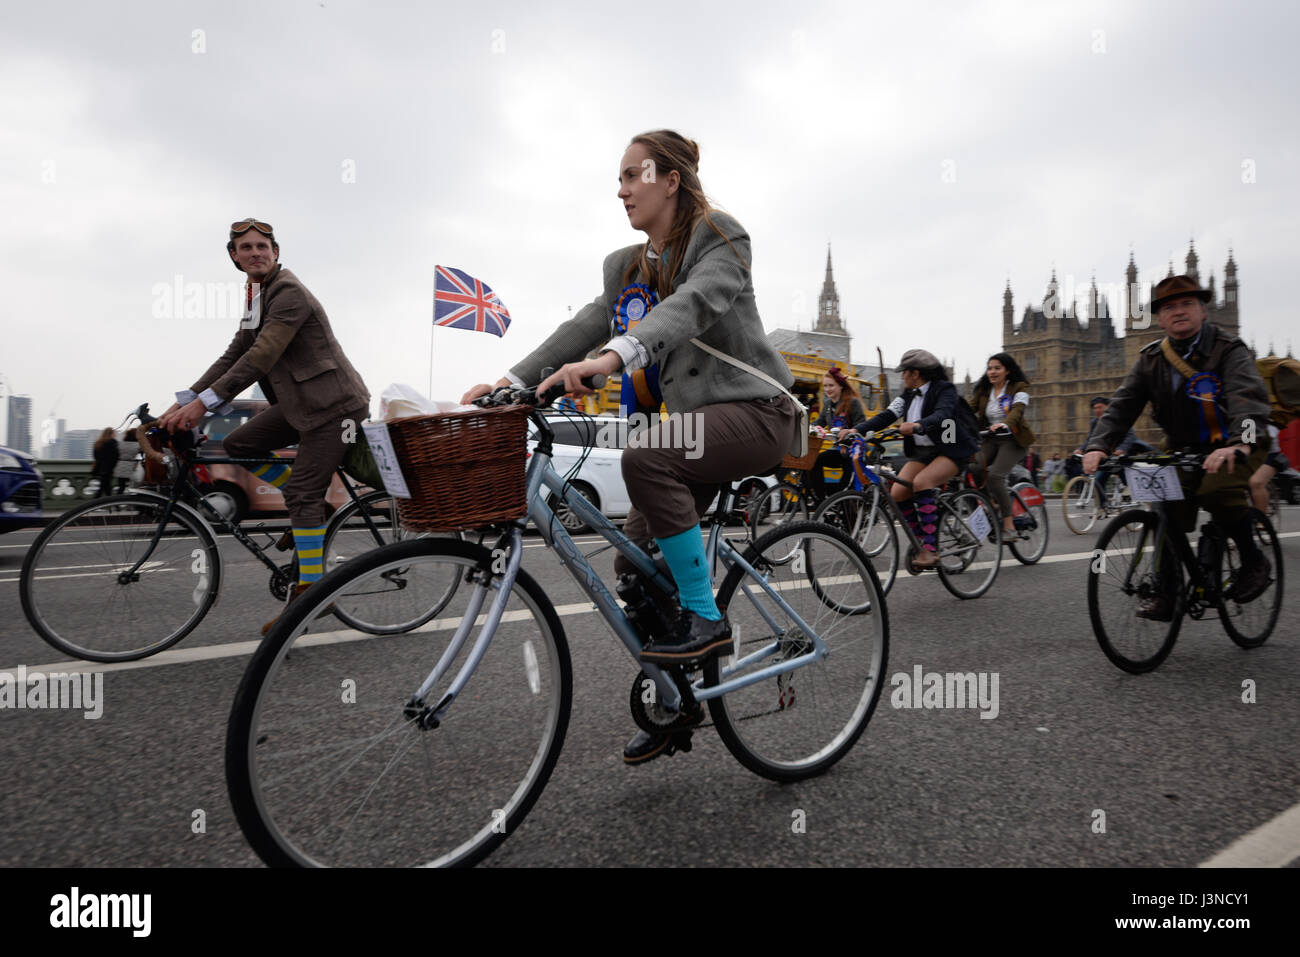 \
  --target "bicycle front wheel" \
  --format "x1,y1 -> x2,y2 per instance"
814,488 -> 899,594
1218,509 -> 1284,648
1007,482 -> 1050,565
1087,510 -> 1183,673
20,493 -> 221,662
1062,475 -> 1100,534
322,490 -> 461,634
746,480 -> 811,563
936,490 -> 1001,599
704,521 -> 888,781
226,538 -> 572,868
